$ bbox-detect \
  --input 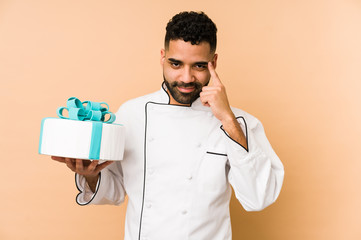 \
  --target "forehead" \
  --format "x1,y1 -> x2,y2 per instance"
165,40 -> 213,62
